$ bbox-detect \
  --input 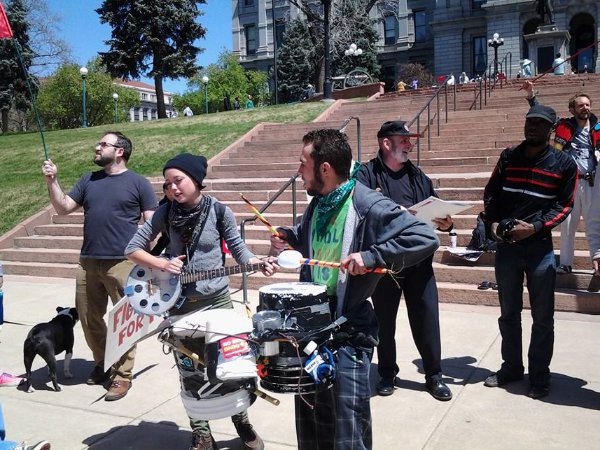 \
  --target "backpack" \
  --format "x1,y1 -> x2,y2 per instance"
466,211 -> 497,252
